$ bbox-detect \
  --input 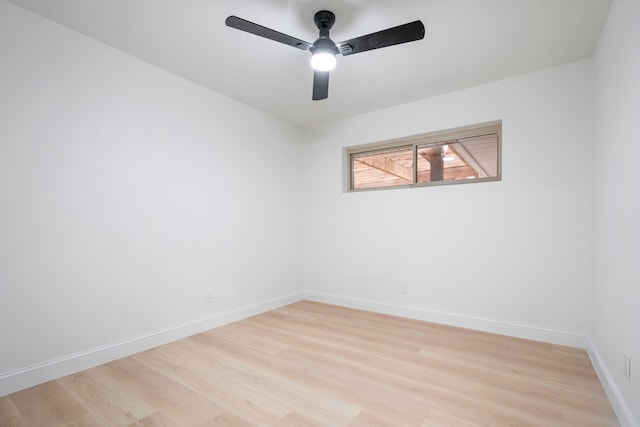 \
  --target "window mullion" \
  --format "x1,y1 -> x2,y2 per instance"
413,144 -> 418,184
